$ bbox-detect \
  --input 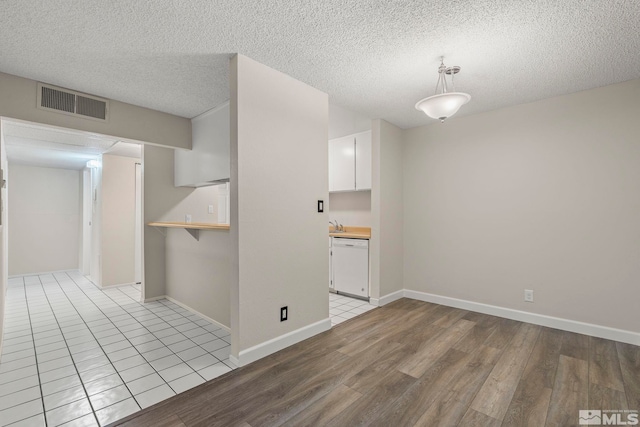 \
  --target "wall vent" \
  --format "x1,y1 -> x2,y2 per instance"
37,83 -> 109,122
